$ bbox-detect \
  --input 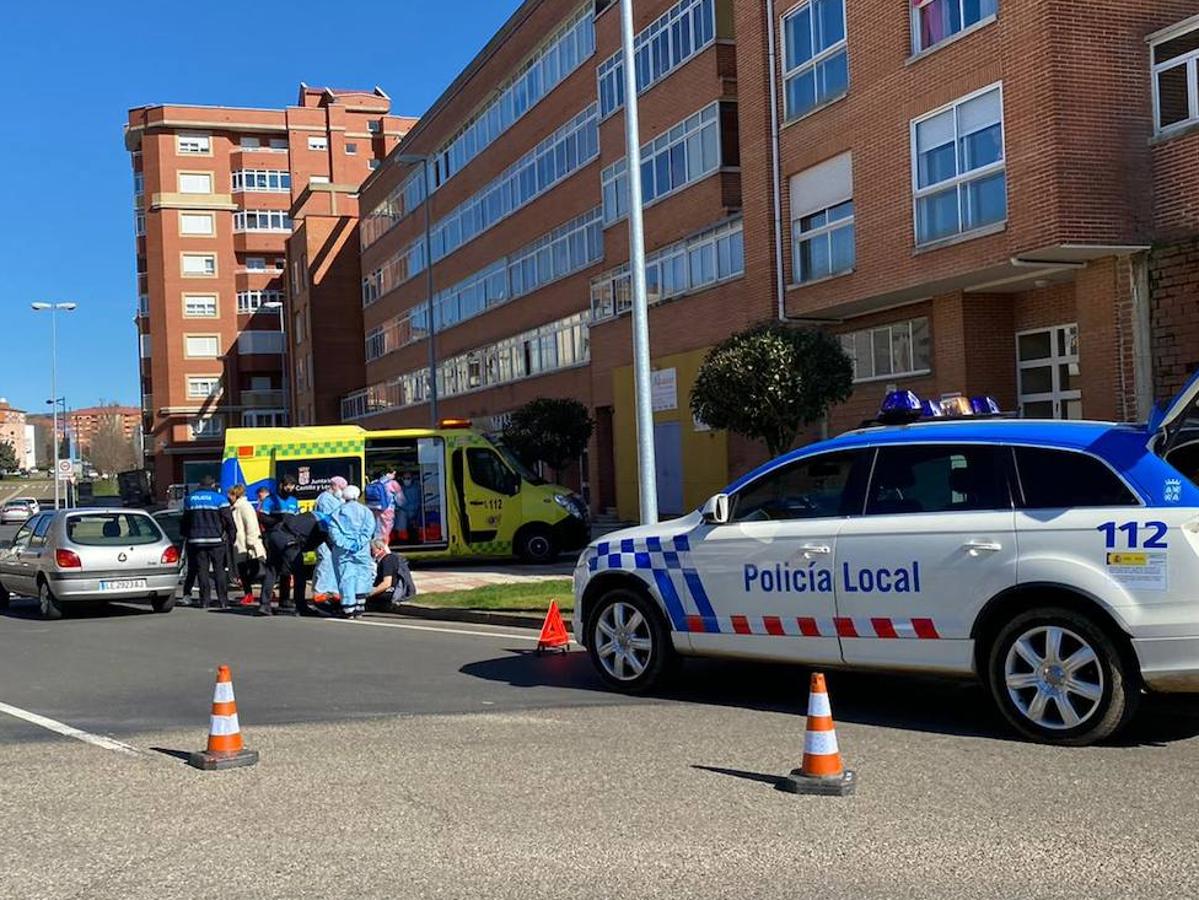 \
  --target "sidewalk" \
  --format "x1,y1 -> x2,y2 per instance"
412,559 -> 575,595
